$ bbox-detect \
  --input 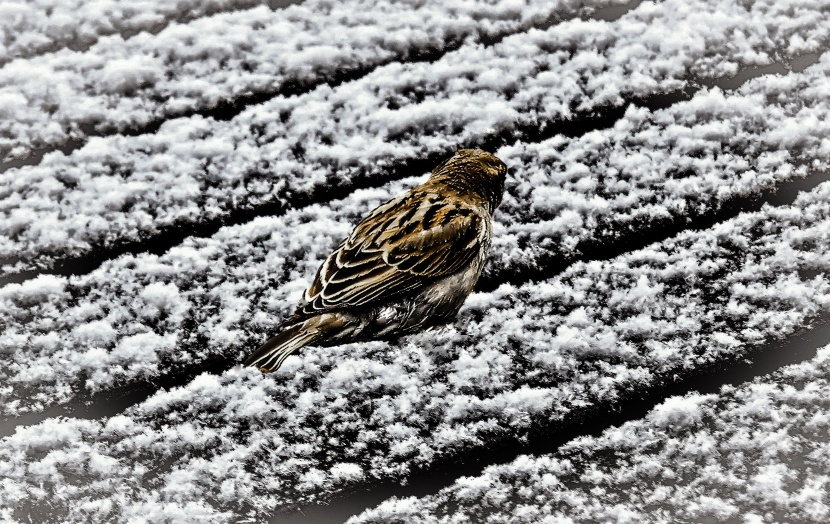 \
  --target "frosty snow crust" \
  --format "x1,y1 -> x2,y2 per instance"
2,0 -> 829,272
1,180 -> 828,520
2,0 -> 830,521
0,0 -> 281,65
2,52 -> 830,416
351,344 -> 830,523
0,0 -> 608,162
